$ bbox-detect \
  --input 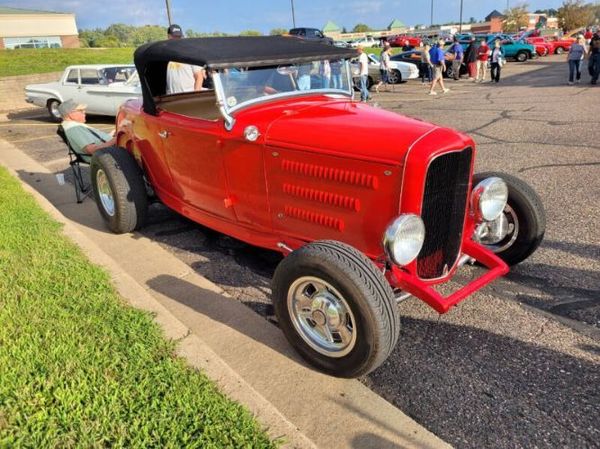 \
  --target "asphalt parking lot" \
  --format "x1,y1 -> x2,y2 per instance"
1,55 -> 598,449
